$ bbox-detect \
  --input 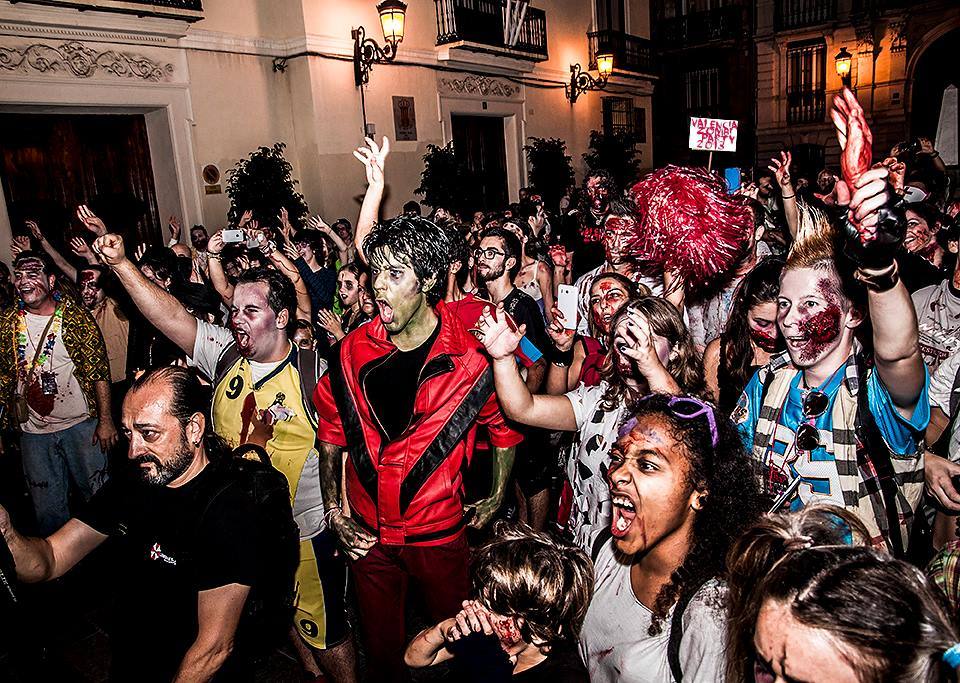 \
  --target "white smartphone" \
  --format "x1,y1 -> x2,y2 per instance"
557,284 -> 578,330
221,229 -> 244,243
